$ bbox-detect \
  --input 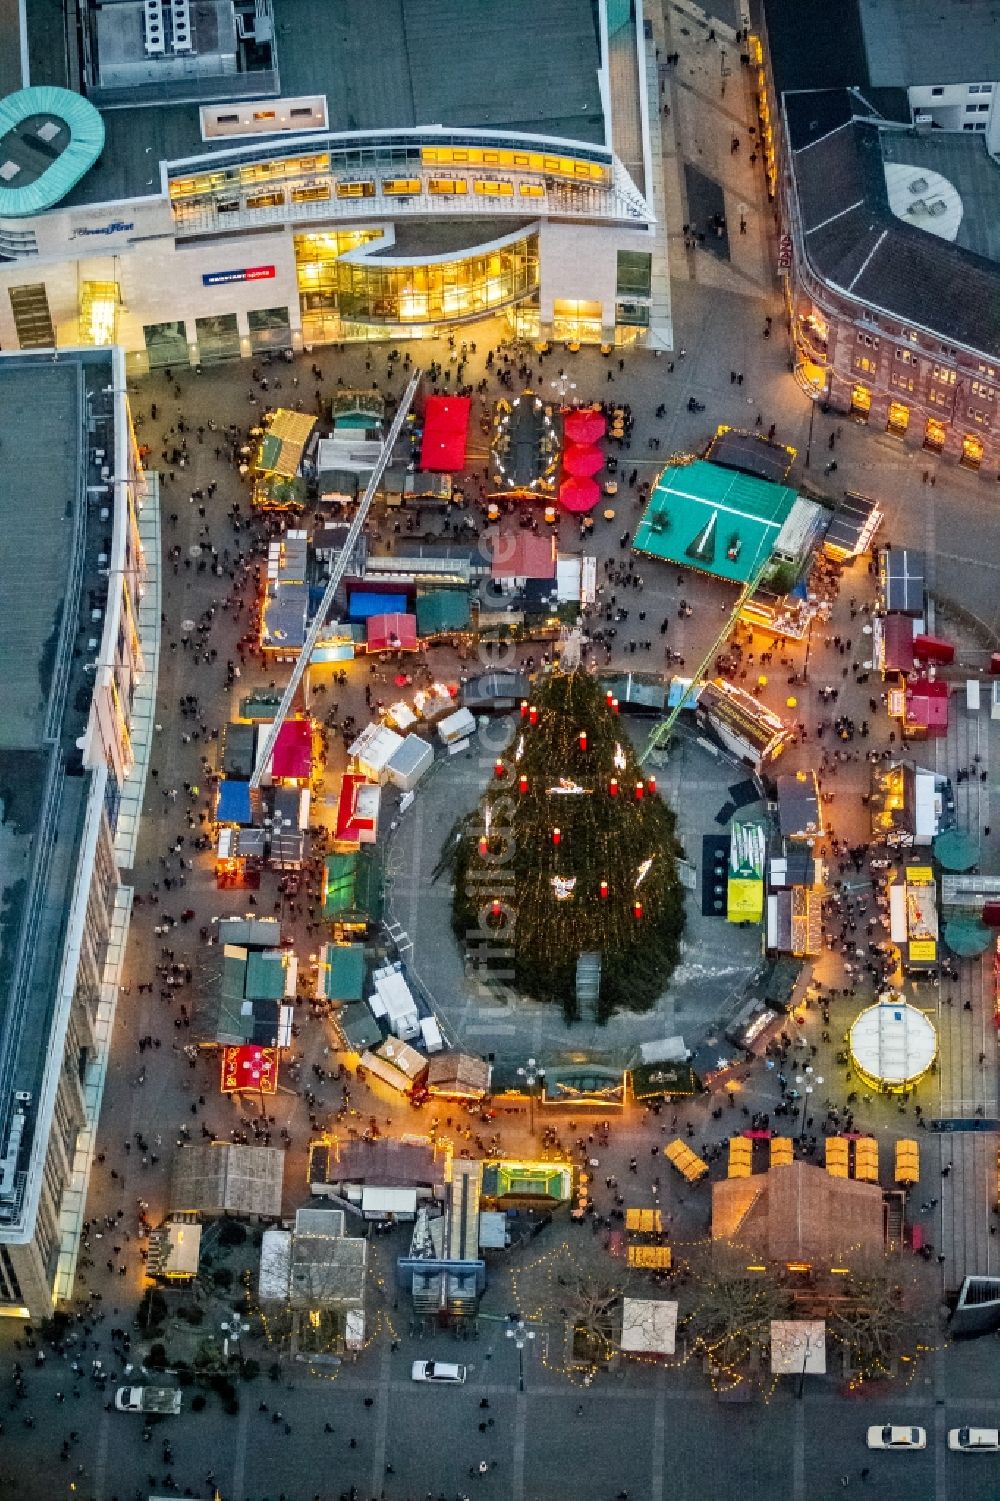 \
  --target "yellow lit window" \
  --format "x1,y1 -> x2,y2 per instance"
474,179 -> 513,196
291,184 -> 332,203
336,181 -> 375,199
519,182 -> 544,197
246,190 -> 285,209
383,178 -> 421,195
428,178 -> 468,195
